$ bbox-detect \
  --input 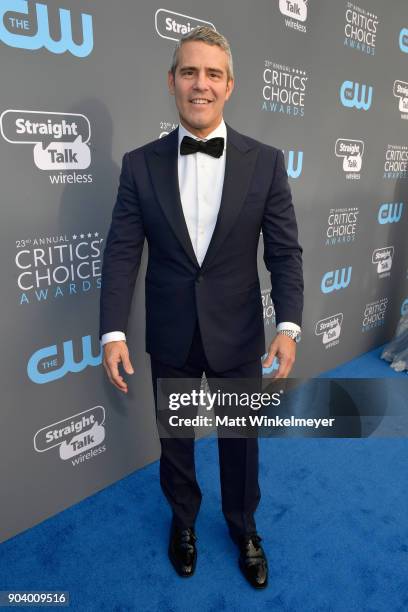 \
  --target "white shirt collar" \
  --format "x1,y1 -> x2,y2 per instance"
178,118 -> 227,150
